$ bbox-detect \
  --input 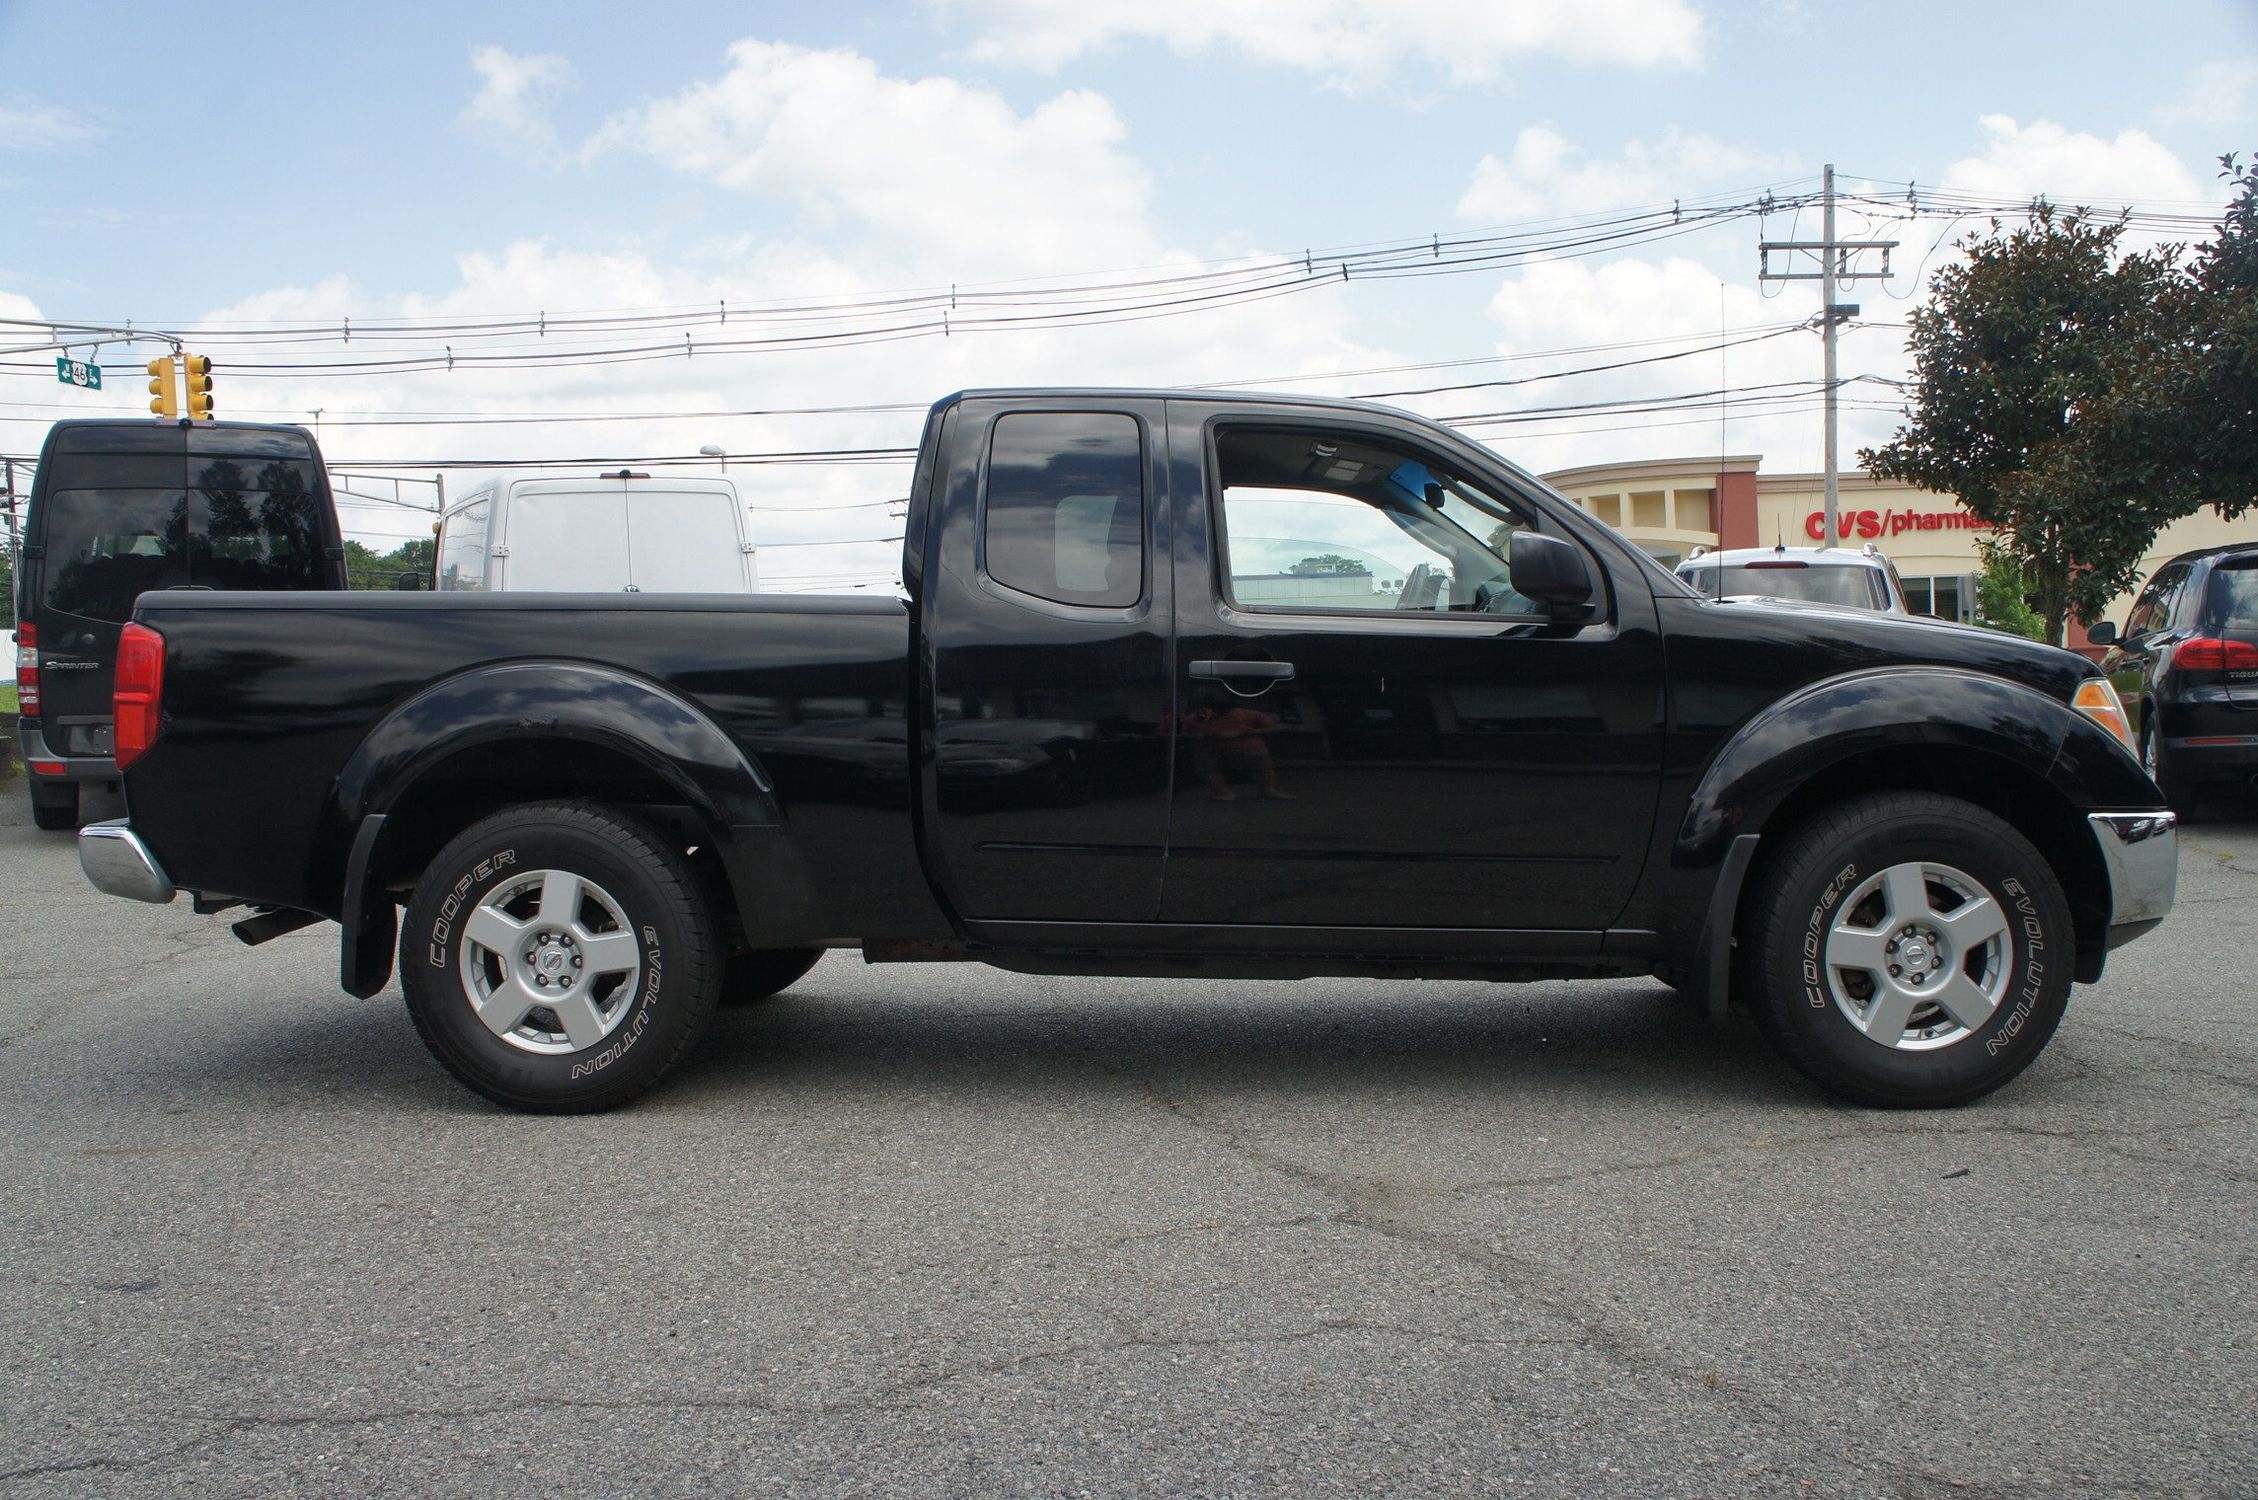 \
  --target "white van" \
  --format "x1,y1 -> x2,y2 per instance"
433,470 -> 759,593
